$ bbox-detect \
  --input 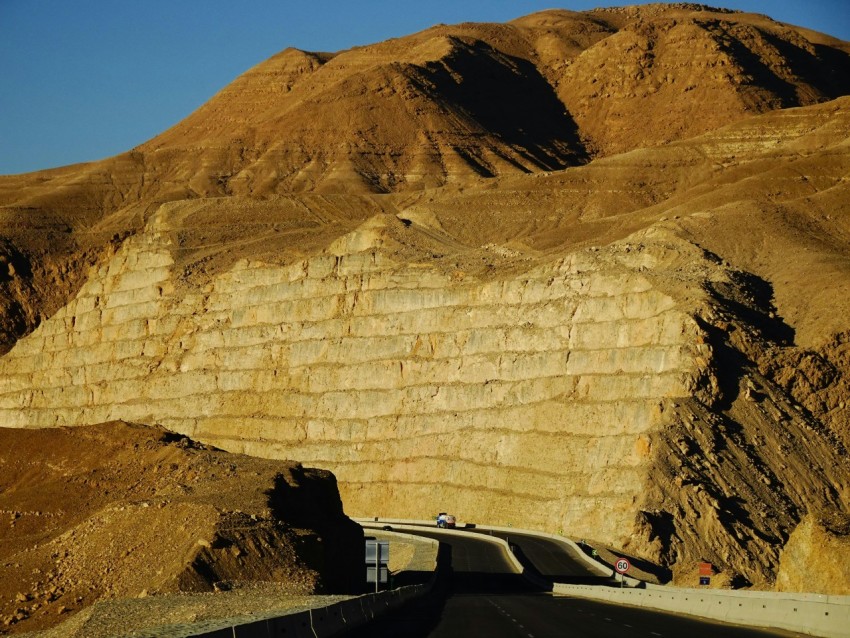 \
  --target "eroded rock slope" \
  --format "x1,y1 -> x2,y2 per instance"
1,3 -> 849,593
0,197 -> 847,588
1,4 -> 848,353
0,422 -> 362,634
